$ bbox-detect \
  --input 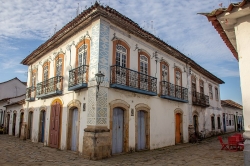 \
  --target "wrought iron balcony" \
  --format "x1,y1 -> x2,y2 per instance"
192,91 -> 209,107
160,81 -> 188,103
36,76 -> 63,99
110,65 -> 157,96
25,86 -> 36,101
68,65 -> 89,91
